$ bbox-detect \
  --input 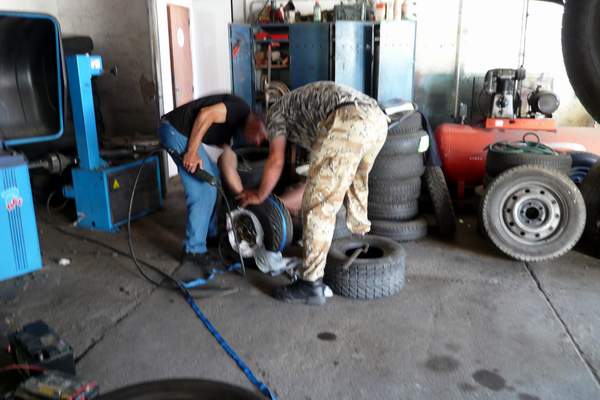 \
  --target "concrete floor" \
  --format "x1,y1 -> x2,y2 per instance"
2,183 -> 600,399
